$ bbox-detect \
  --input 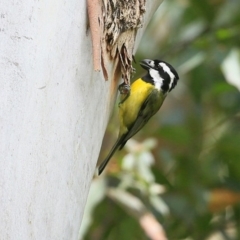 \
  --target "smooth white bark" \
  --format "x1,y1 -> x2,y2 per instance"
0,0 -> 163,239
